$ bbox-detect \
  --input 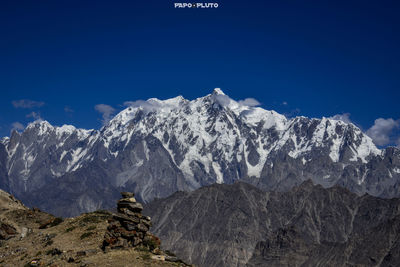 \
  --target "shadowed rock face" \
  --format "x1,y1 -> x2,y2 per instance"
0,144 -> 9,192
1,90 -> 400,217
144,181 -> 400,267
